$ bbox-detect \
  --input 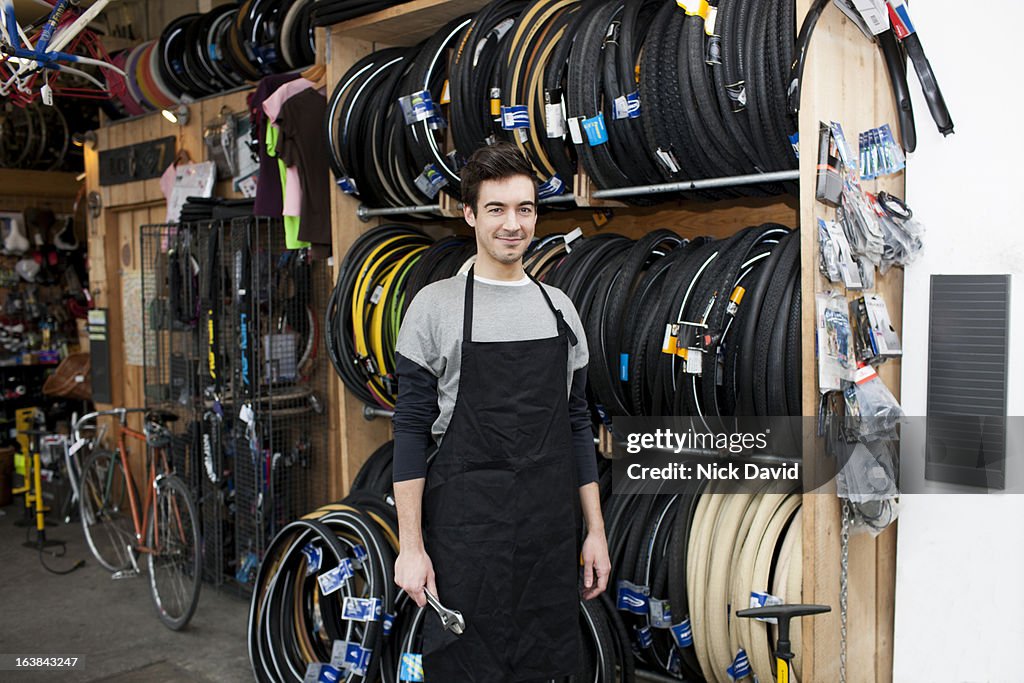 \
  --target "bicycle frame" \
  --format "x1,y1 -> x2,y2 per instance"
79,408 -> 183,557
0,0 -> 121,97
